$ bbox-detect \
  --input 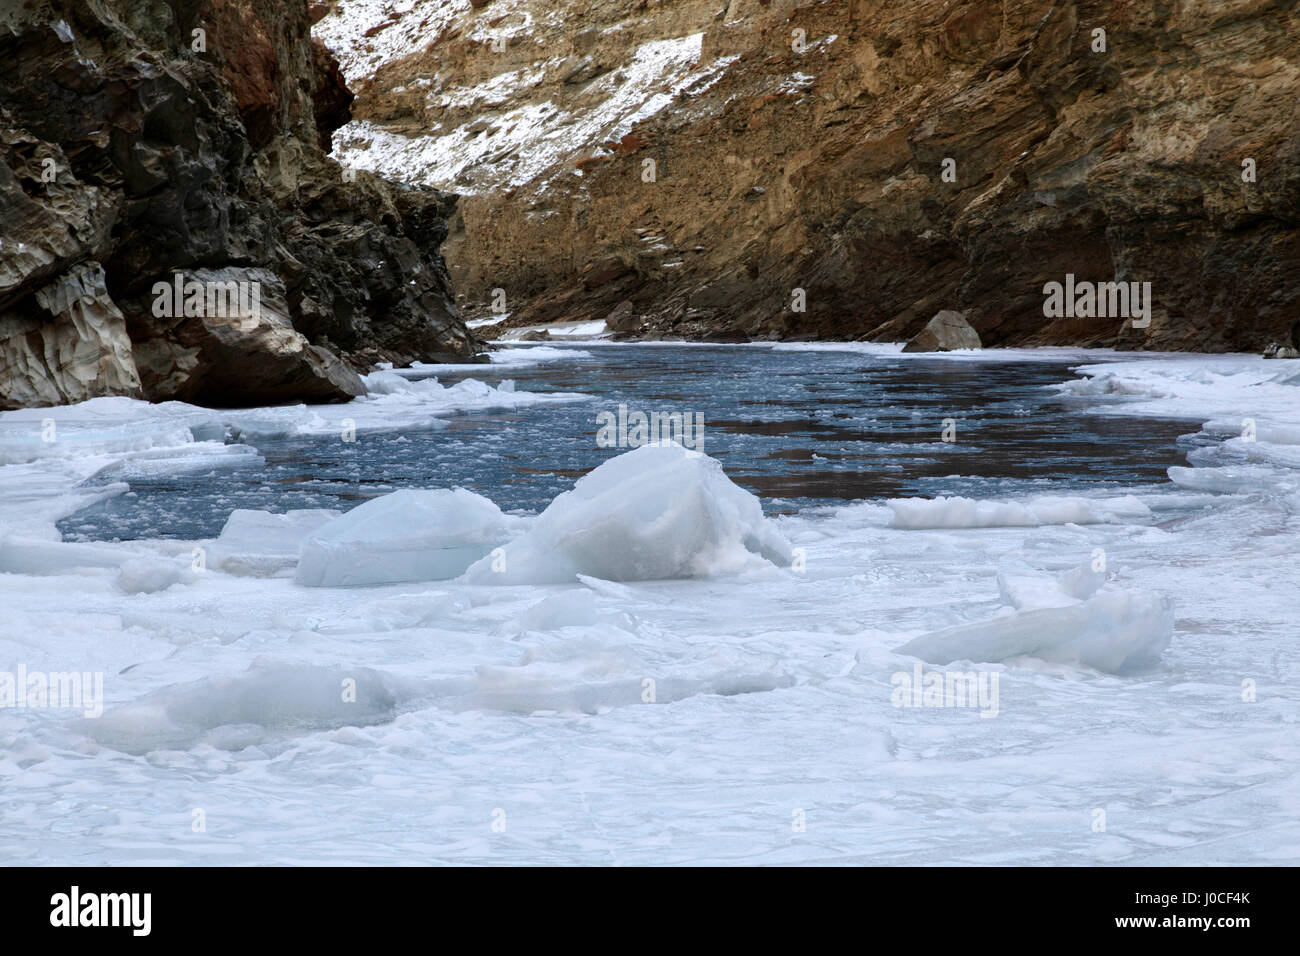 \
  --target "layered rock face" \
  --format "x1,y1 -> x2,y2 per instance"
322,0 -> 1300,350
0,0 -> 479,410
